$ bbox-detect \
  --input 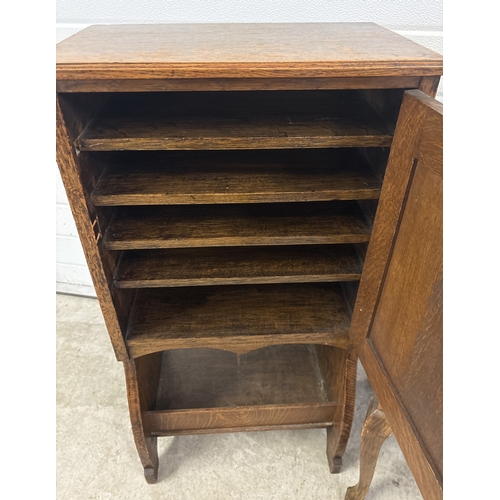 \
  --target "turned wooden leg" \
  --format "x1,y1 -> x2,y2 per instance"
123,353 -> 163,484
344,397 -> 393,500
316,347 -> 357,473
